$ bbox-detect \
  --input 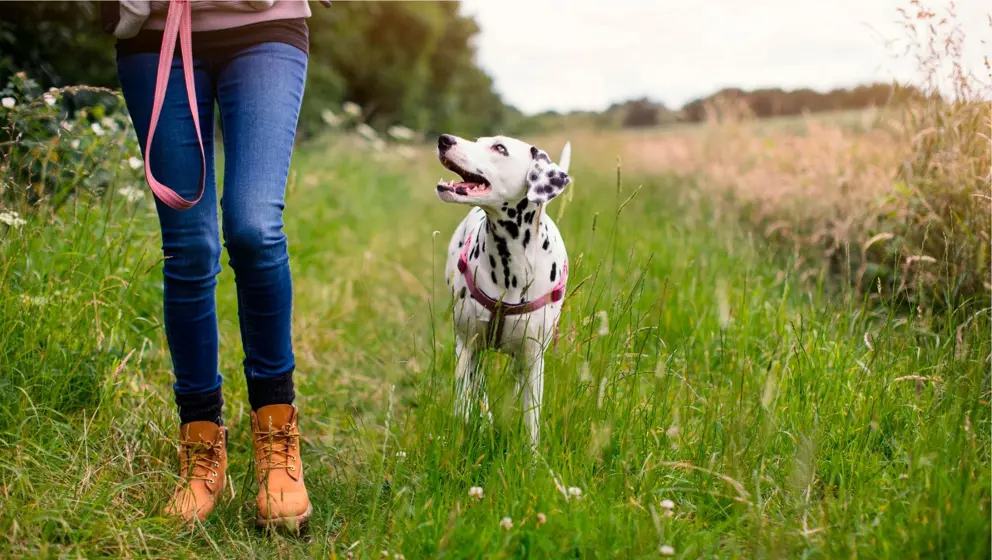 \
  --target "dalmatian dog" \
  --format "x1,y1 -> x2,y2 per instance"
435,133 -> 572,449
